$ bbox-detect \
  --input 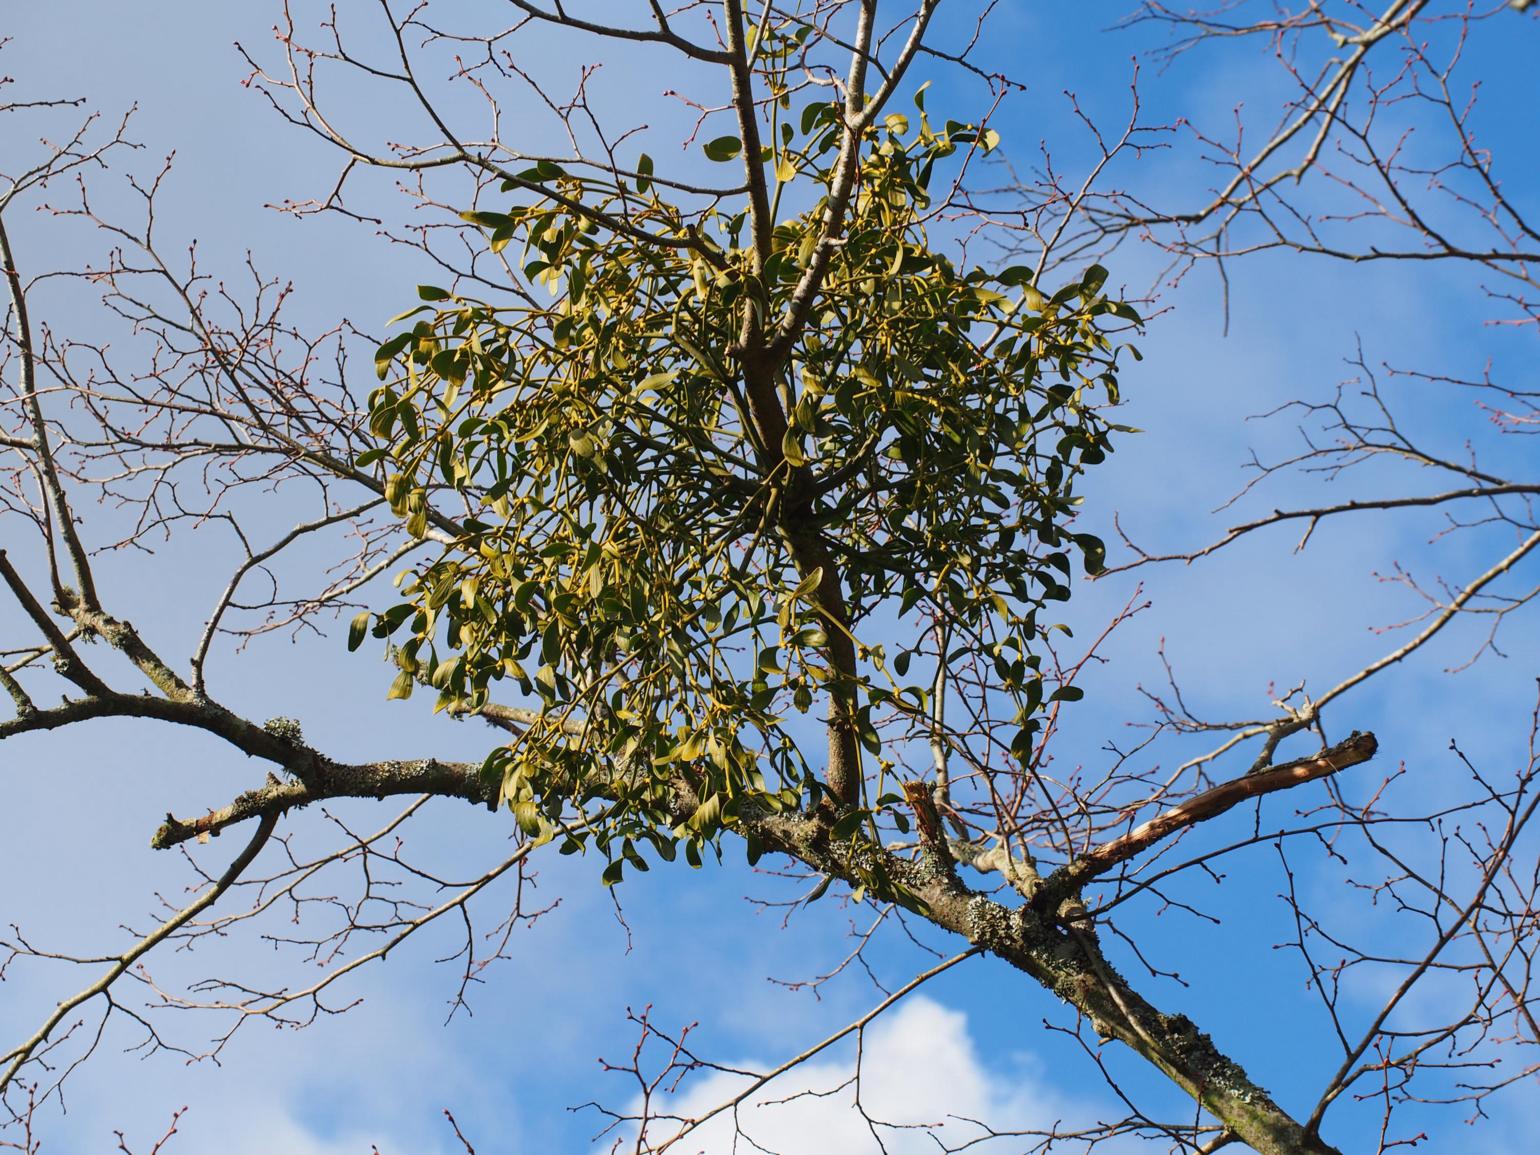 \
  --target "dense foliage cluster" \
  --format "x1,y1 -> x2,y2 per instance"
362,93 -> 1136,878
